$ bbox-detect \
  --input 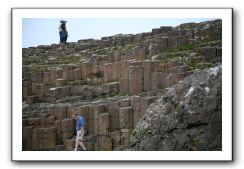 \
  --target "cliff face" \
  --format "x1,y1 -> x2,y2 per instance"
130,65 -> 222,151
22,19 -> 222,151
